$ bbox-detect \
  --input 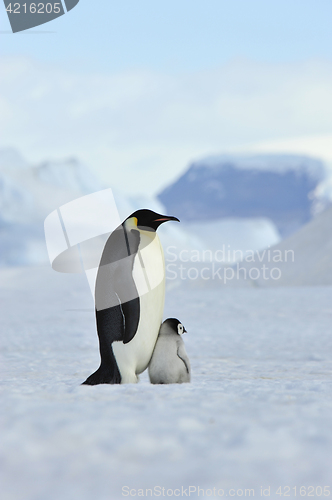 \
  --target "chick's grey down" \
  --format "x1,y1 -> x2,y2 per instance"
149,318 -> 191,384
